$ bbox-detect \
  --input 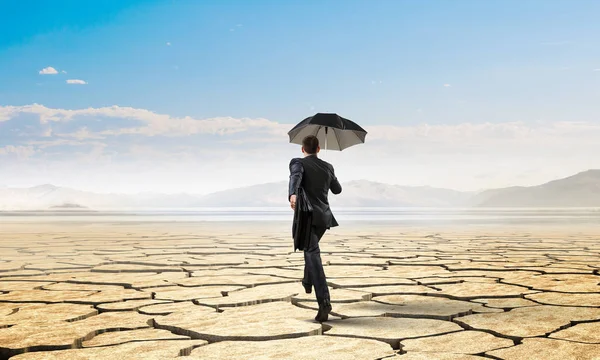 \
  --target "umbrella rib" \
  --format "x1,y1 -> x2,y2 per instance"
350,129 -> 364,145
313,125 -> 322,137
333,127 -> 342,150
